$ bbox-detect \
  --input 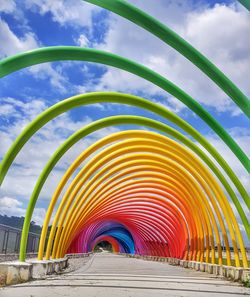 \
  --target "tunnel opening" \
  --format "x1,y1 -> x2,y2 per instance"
94,241 -> 113,252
